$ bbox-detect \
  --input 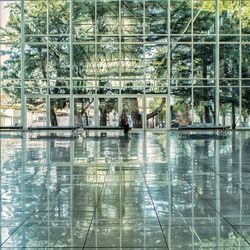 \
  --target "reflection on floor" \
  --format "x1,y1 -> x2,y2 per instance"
1,131 -> 250,249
